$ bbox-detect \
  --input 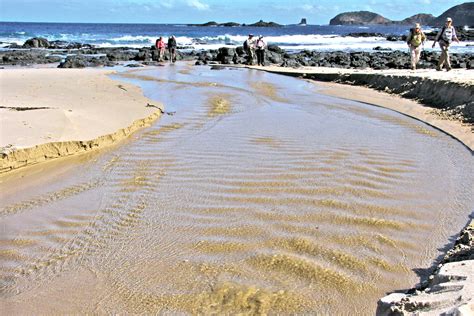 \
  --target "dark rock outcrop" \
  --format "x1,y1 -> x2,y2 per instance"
431,2 -> 474,26
330,11 -> 391,25
194,45 -> 474,73
58,55 -> 116,68
298,18 -> 307,25
189,21 -> 241,27
22,37 -> 50,48
1,50 -> 61,65
247,20 -> 282,27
